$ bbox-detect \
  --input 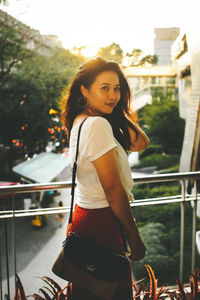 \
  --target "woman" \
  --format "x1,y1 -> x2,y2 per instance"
60,57 -> 149,299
